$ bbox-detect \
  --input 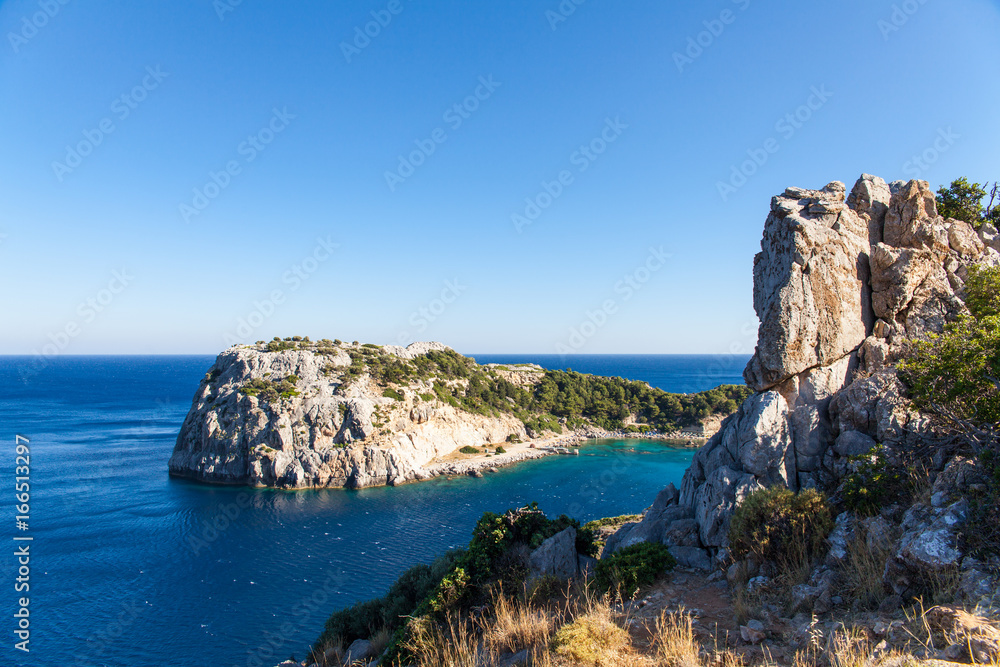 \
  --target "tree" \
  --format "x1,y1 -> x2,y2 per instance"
901,264 -> 1000,425
936,178 -> 999,228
